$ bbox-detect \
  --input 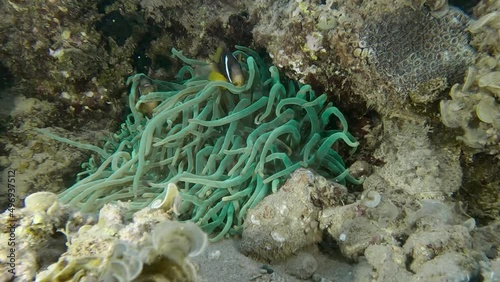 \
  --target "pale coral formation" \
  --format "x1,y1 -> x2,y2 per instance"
0,191 -> 207,281
440,58 -> 500,154
0,192 -> 86,282
36,202 -> 207,281
438,0 -> 500,155
366,120 -> 462,198
240,169 -> 329,262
